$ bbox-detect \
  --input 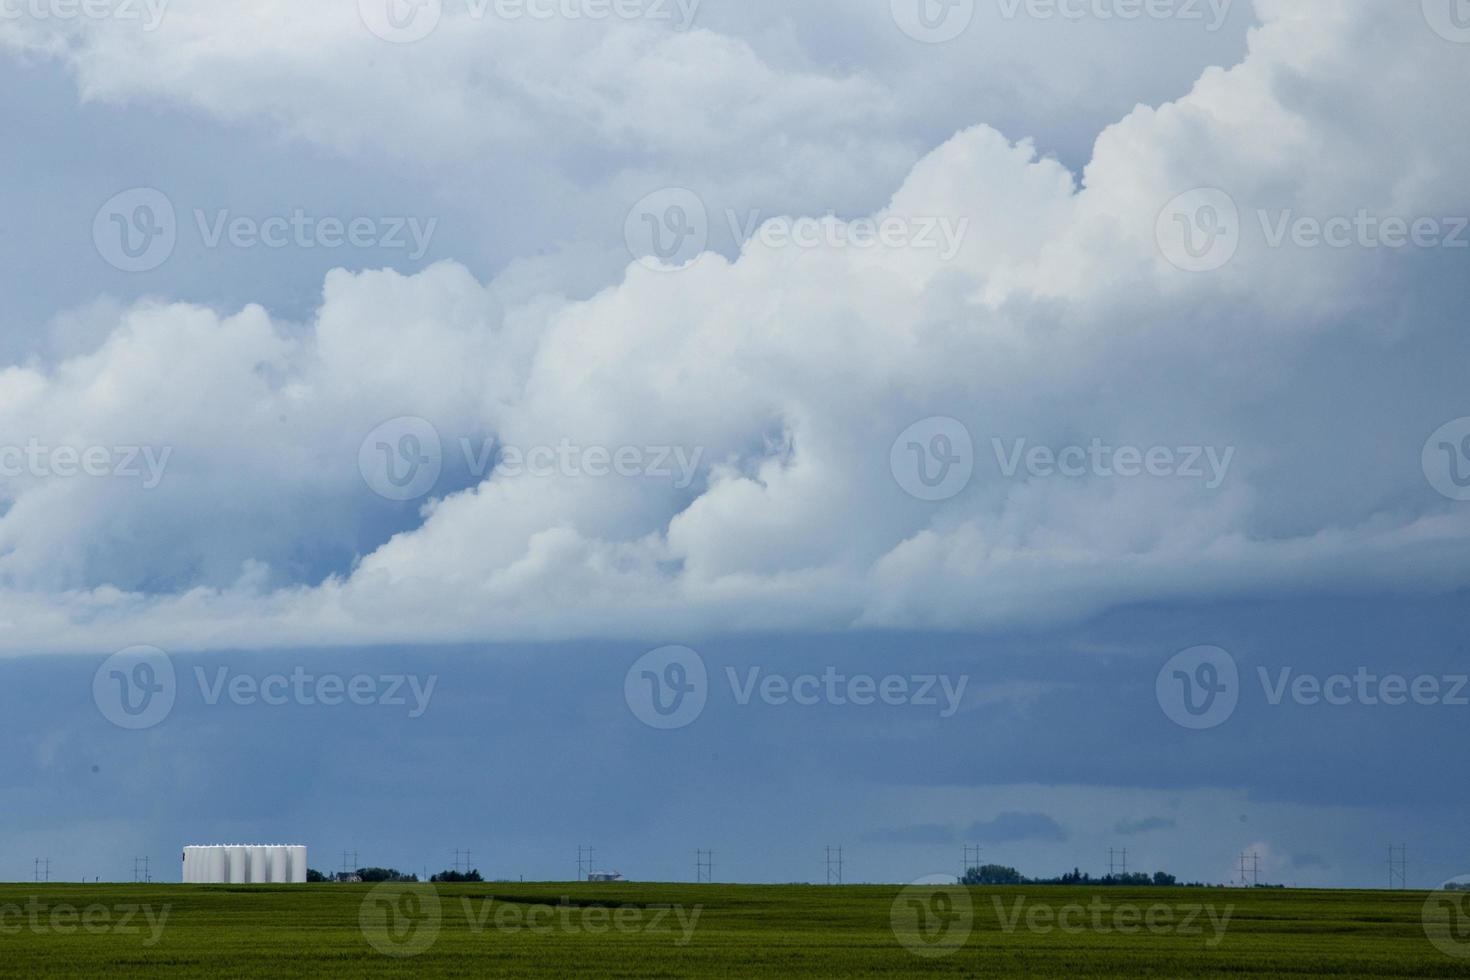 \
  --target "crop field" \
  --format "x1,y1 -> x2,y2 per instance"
1,881 -> 1469,977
